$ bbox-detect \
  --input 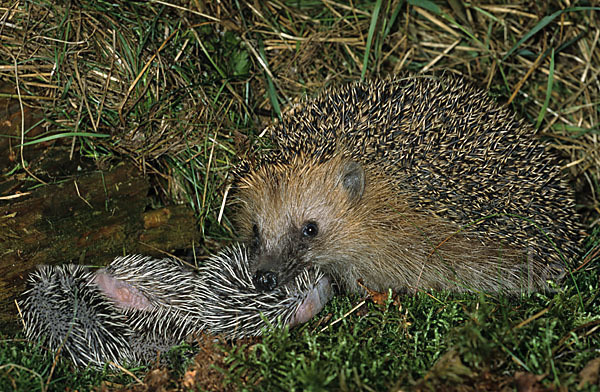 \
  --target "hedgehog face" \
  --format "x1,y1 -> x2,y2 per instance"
236,155 -> 366,291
